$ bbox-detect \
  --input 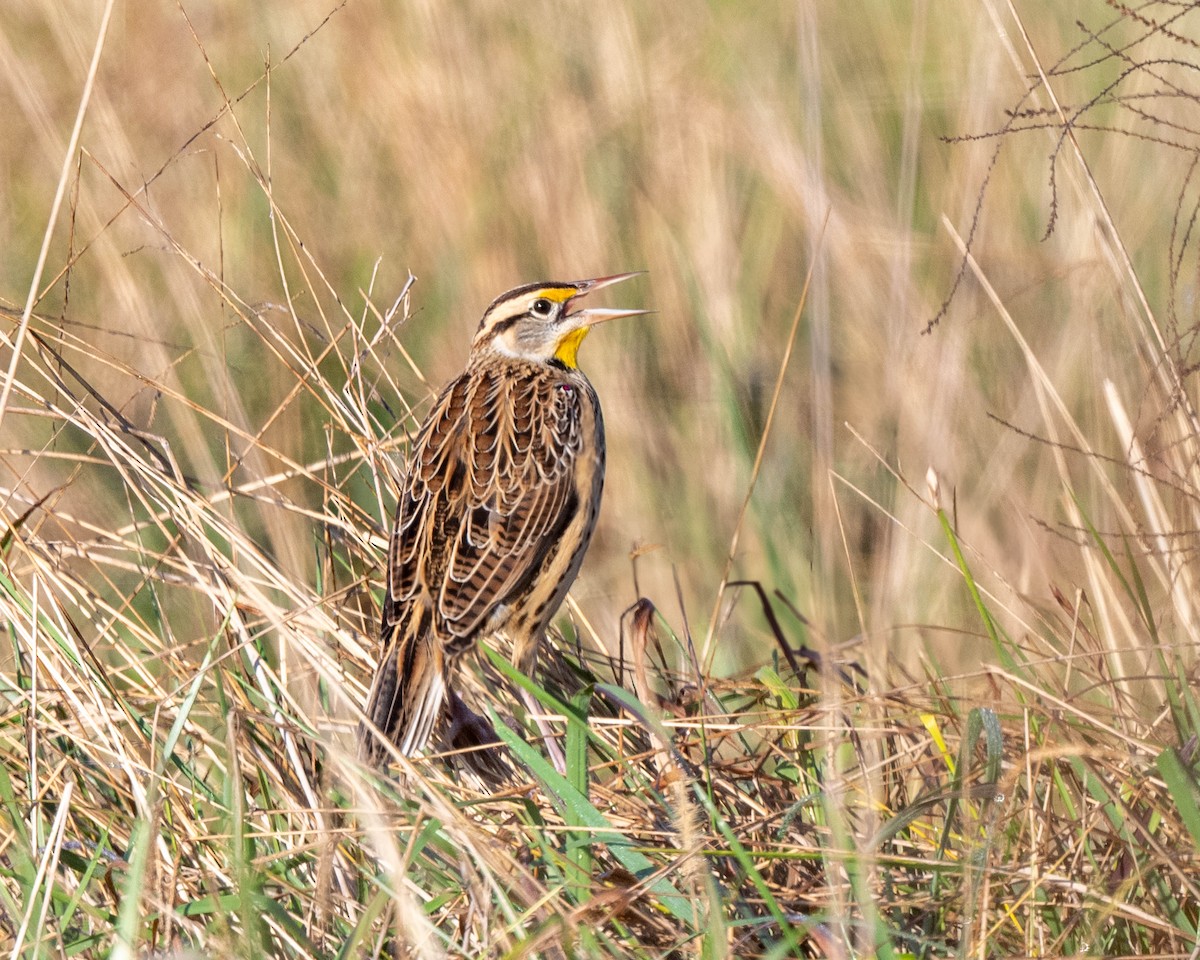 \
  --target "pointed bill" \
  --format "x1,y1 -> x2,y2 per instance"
565,271 -> 649,326
569,306 -> 654,327
573,271 -> 646,296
